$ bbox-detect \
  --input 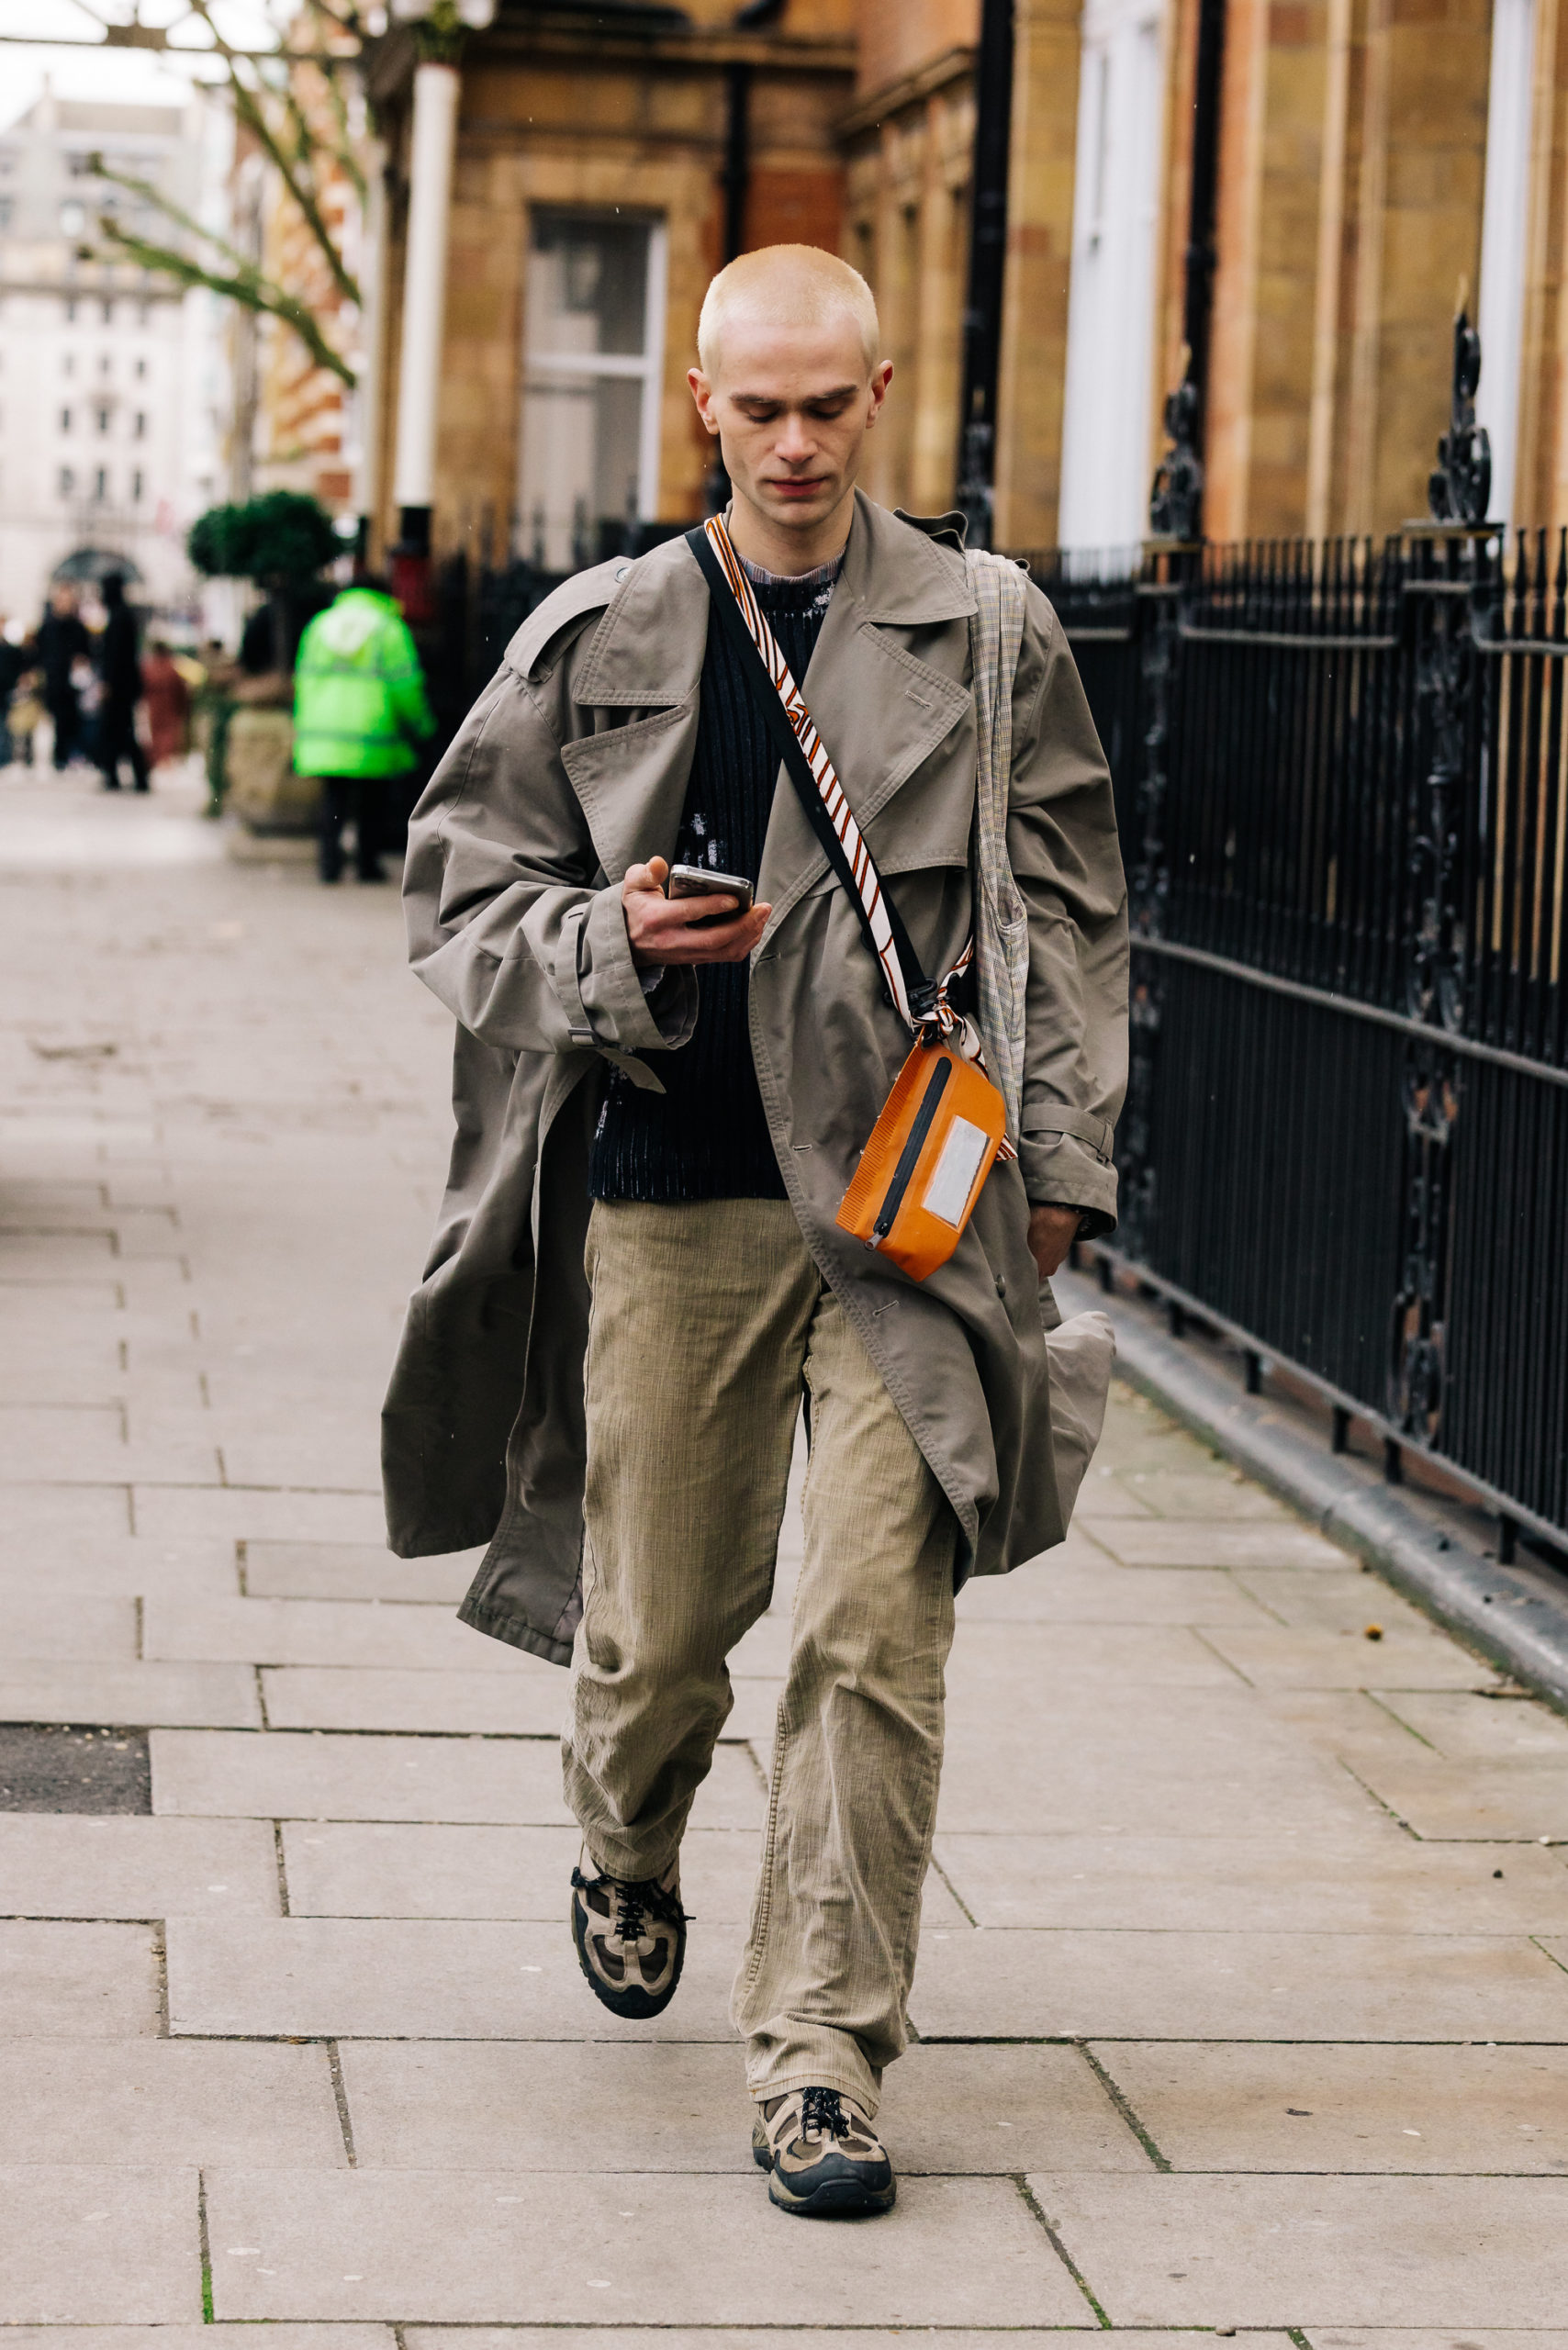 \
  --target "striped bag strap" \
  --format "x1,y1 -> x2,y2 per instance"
686,517 -> 1016,1157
